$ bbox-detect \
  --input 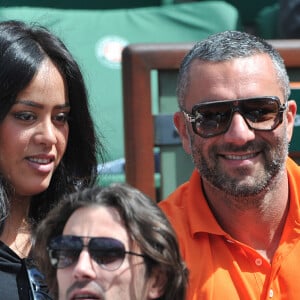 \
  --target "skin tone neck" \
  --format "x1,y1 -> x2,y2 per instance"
175,54 -> 297,262
1,195 -> 31,258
